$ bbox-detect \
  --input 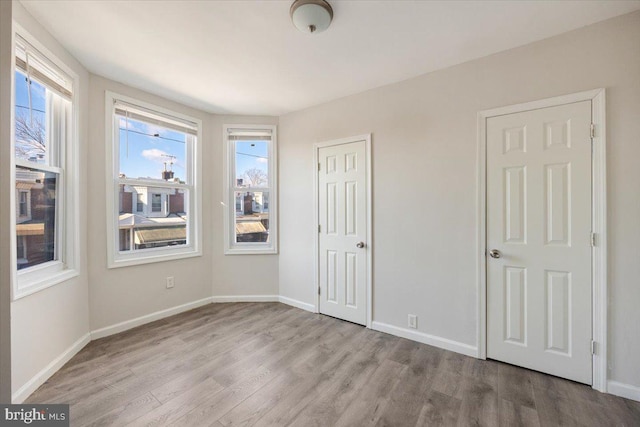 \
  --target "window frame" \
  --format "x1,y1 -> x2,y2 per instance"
11,26 -> 80,300
105,91 -> 202,268
223,124 -> 278,255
